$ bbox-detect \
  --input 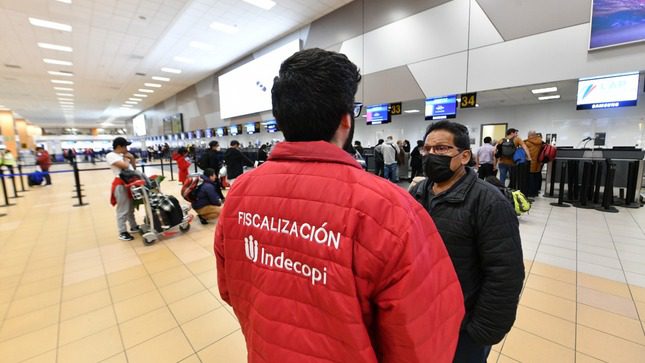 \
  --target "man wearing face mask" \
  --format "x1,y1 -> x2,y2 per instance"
214,48 -> 464,362
409,121 -> 524,363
